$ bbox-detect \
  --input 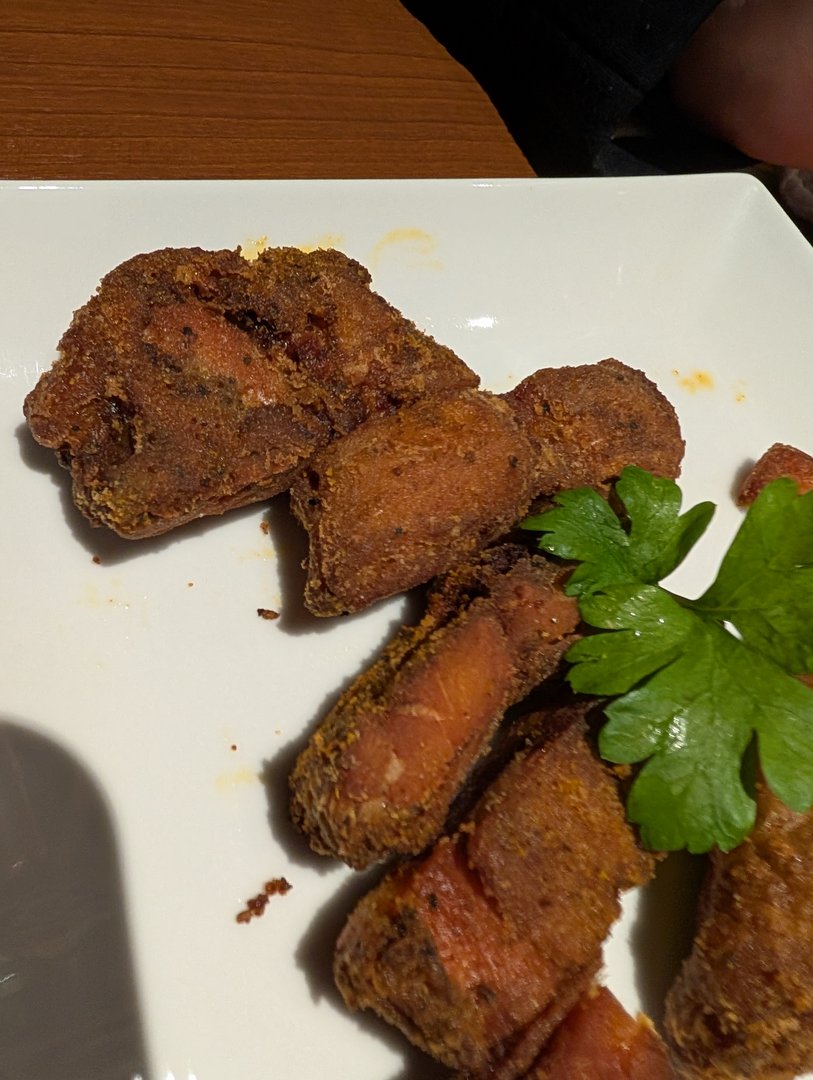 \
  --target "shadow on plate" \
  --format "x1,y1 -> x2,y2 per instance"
630,848 -> 707,1025
261,496 -> 428,639
0,719 -> 149,1080
15,420 -> 265,567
